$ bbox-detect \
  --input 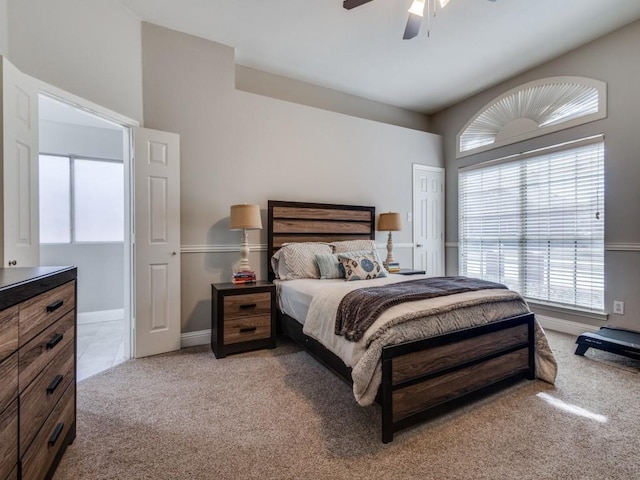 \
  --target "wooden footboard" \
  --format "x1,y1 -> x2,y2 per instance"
380,312 -> 535,443
277,310 -> 536,443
